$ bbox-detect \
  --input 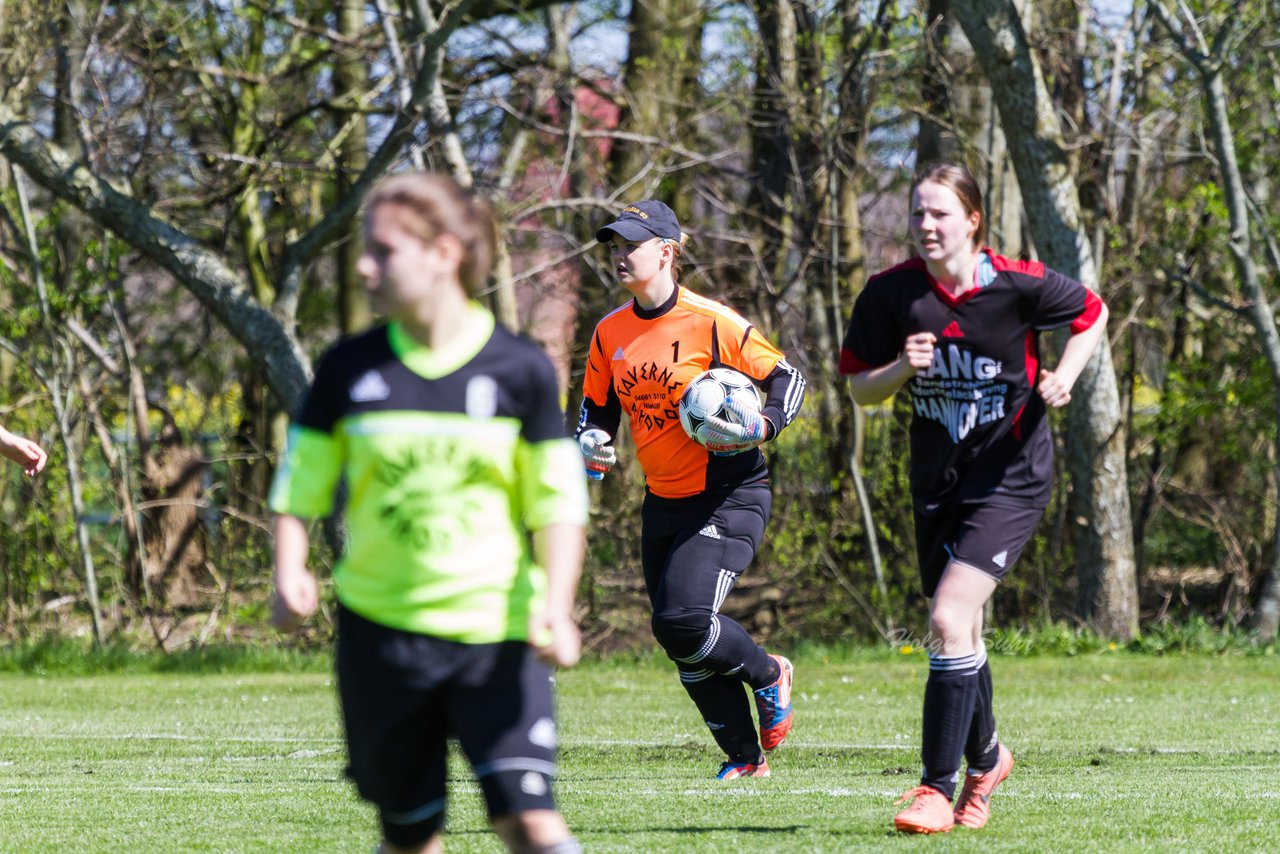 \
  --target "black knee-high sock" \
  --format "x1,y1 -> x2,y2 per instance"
920,652 -> 979,800
964,644 -> 1000,773
678,667 -> 762,763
